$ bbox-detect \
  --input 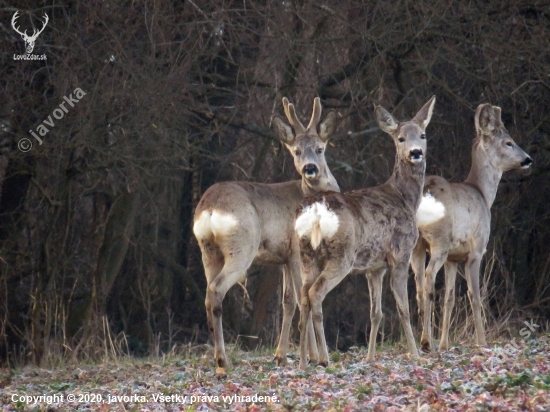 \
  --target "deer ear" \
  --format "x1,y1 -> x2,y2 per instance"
412,95 -> 436,130
375,106 -> 398,134
475,104 -> 498,135
318,110 -> 337,142
272,115 -> 295,145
